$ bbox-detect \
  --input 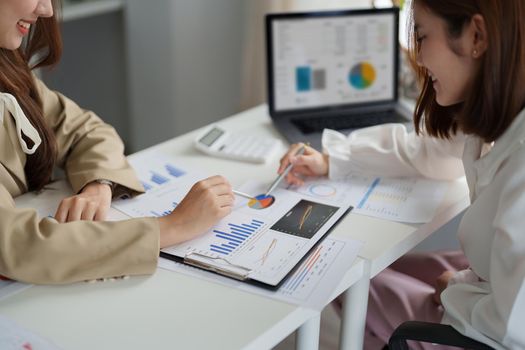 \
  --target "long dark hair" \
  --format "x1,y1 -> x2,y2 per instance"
408,0 -> 525,142
0,0 -> 62,191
